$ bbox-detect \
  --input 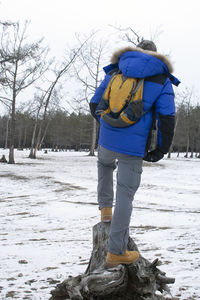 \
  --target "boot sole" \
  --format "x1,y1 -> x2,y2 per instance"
101,219 -> 112,223
101,217 -> 112,222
